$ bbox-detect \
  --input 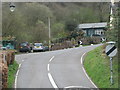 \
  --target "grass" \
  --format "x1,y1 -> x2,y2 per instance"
84,45 -> 118,88
8,61 -> 19,88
